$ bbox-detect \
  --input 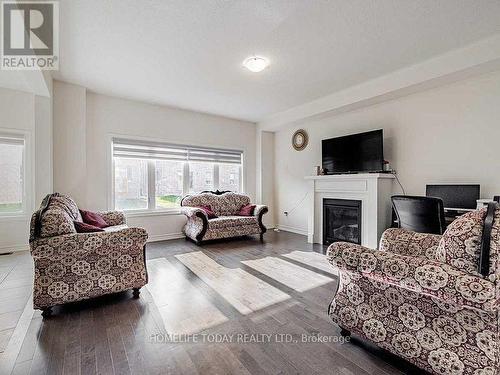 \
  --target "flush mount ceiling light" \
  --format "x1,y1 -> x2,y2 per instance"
243,56 -> 269,72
